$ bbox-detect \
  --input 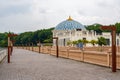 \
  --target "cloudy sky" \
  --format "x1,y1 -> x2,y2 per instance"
0,0 -> 120,33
